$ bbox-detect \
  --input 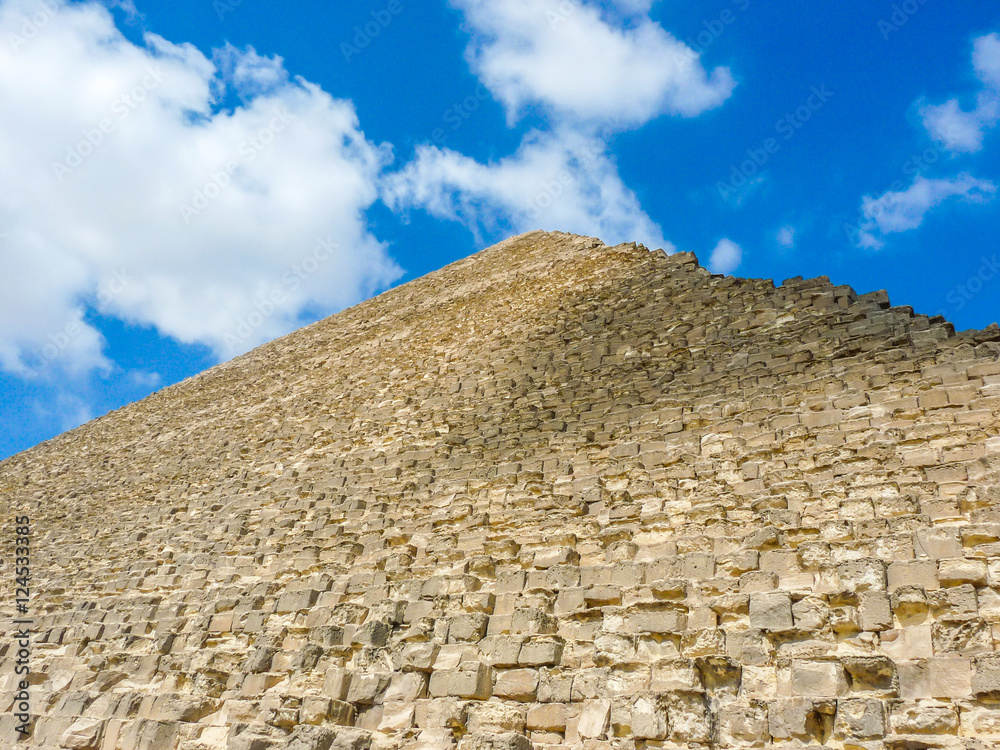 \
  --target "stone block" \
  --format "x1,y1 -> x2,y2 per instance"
532,546 -> 579,568
718,702 -> 769,744
928,657 -> 972,698
768,698 -> 836,742
938,558 -> 988,586
973,654 -> 1000,696
514,637 -> 560,667
478,636 -> 524,667
835,698 -> 885,738
888,560 -> 940,591
630,695 -> 668,740
448,613 -> 489,643
837,559 -> 887,592
858,590 -> 893,631
58,719 -> 104,750
466,701 -> 527,734
493,669 -> 539,701
385,672 -> 428,703
749,591 -> 793,631
346,673 -> 389,704
889,700 -> 959,734
932,618 -> 994,654
379,703 -> 416,733
400,642 -> 441,672
576,699 -> 611,739
429,663 -> 492,700
323,669 -> 351,701
625,608 -> 687,633
666,691 -> 712,743
789,660 -> 848,697
526,703 -> 566,731
510,609 -> 557,635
